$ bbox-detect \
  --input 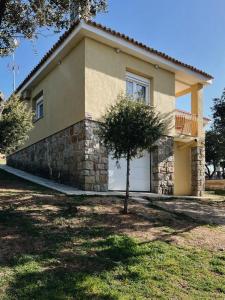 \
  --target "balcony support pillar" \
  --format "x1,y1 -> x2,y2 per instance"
191,144 -> 205,196
191,83 -> 204,137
